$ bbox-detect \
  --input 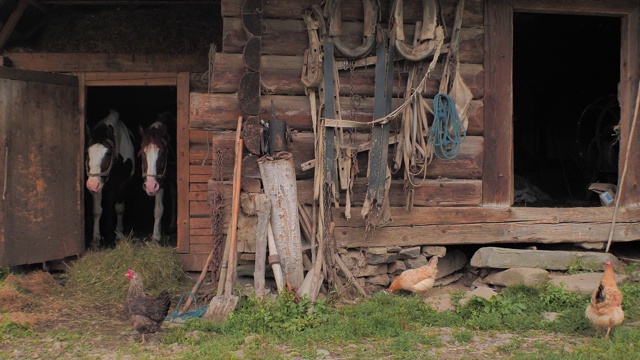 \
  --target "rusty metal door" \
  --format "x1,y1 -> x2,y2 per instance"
0,67 -> 82,267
